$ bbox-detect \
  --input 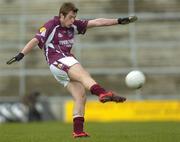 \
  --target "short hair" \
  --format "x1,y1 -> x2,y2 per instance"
59,2 -> 78,17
